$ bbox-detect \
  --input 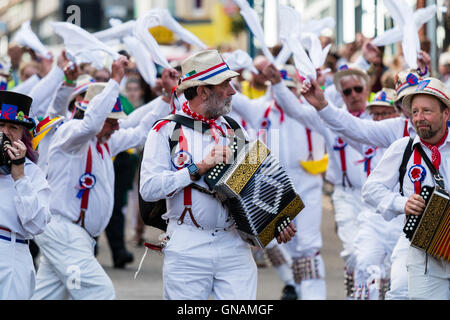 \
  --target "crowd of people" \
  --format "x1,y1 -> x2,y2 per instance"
0,9 -> 449,301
